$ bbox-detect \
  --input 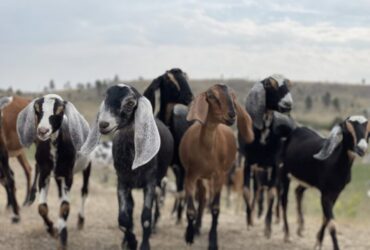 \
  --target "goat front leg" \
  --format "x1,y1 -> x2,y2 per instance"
118,183 -> 137,250
185,174 -> 197,244
25,163 -> 39,206
315,193 -> 340,250
280,170 -> 290,242
141,182 -> 156,250
243,161 -> 253,228
78,162 -> 91,230
194,180 -> 206,236
55,176 -> 73,250
295,185 -> 306,237
264,166 -> 277,239
208,174 -> 223,250
38,170 -> 56,237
